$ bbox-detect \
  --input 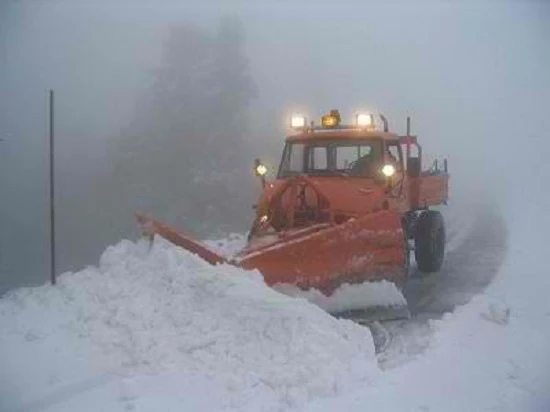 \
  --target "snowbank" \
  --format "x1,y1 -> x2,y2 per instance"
204,233 -> 247,258
303,201 -> 550,412
2,199 -> 548,411
0,238 -> 378,411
